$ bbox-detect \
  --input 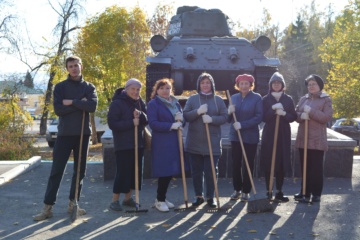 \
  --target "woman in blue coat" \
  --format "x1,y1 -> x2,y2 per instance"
228,74 -> 263,202
147,78 -> 183,212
